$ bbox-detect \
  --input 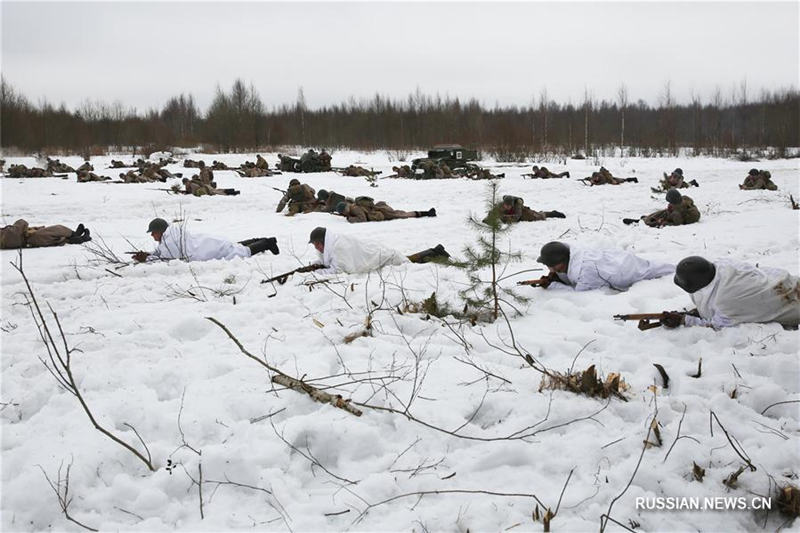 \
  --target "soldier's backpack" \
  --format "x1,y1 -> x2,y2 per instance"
354,196 -> 375,208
